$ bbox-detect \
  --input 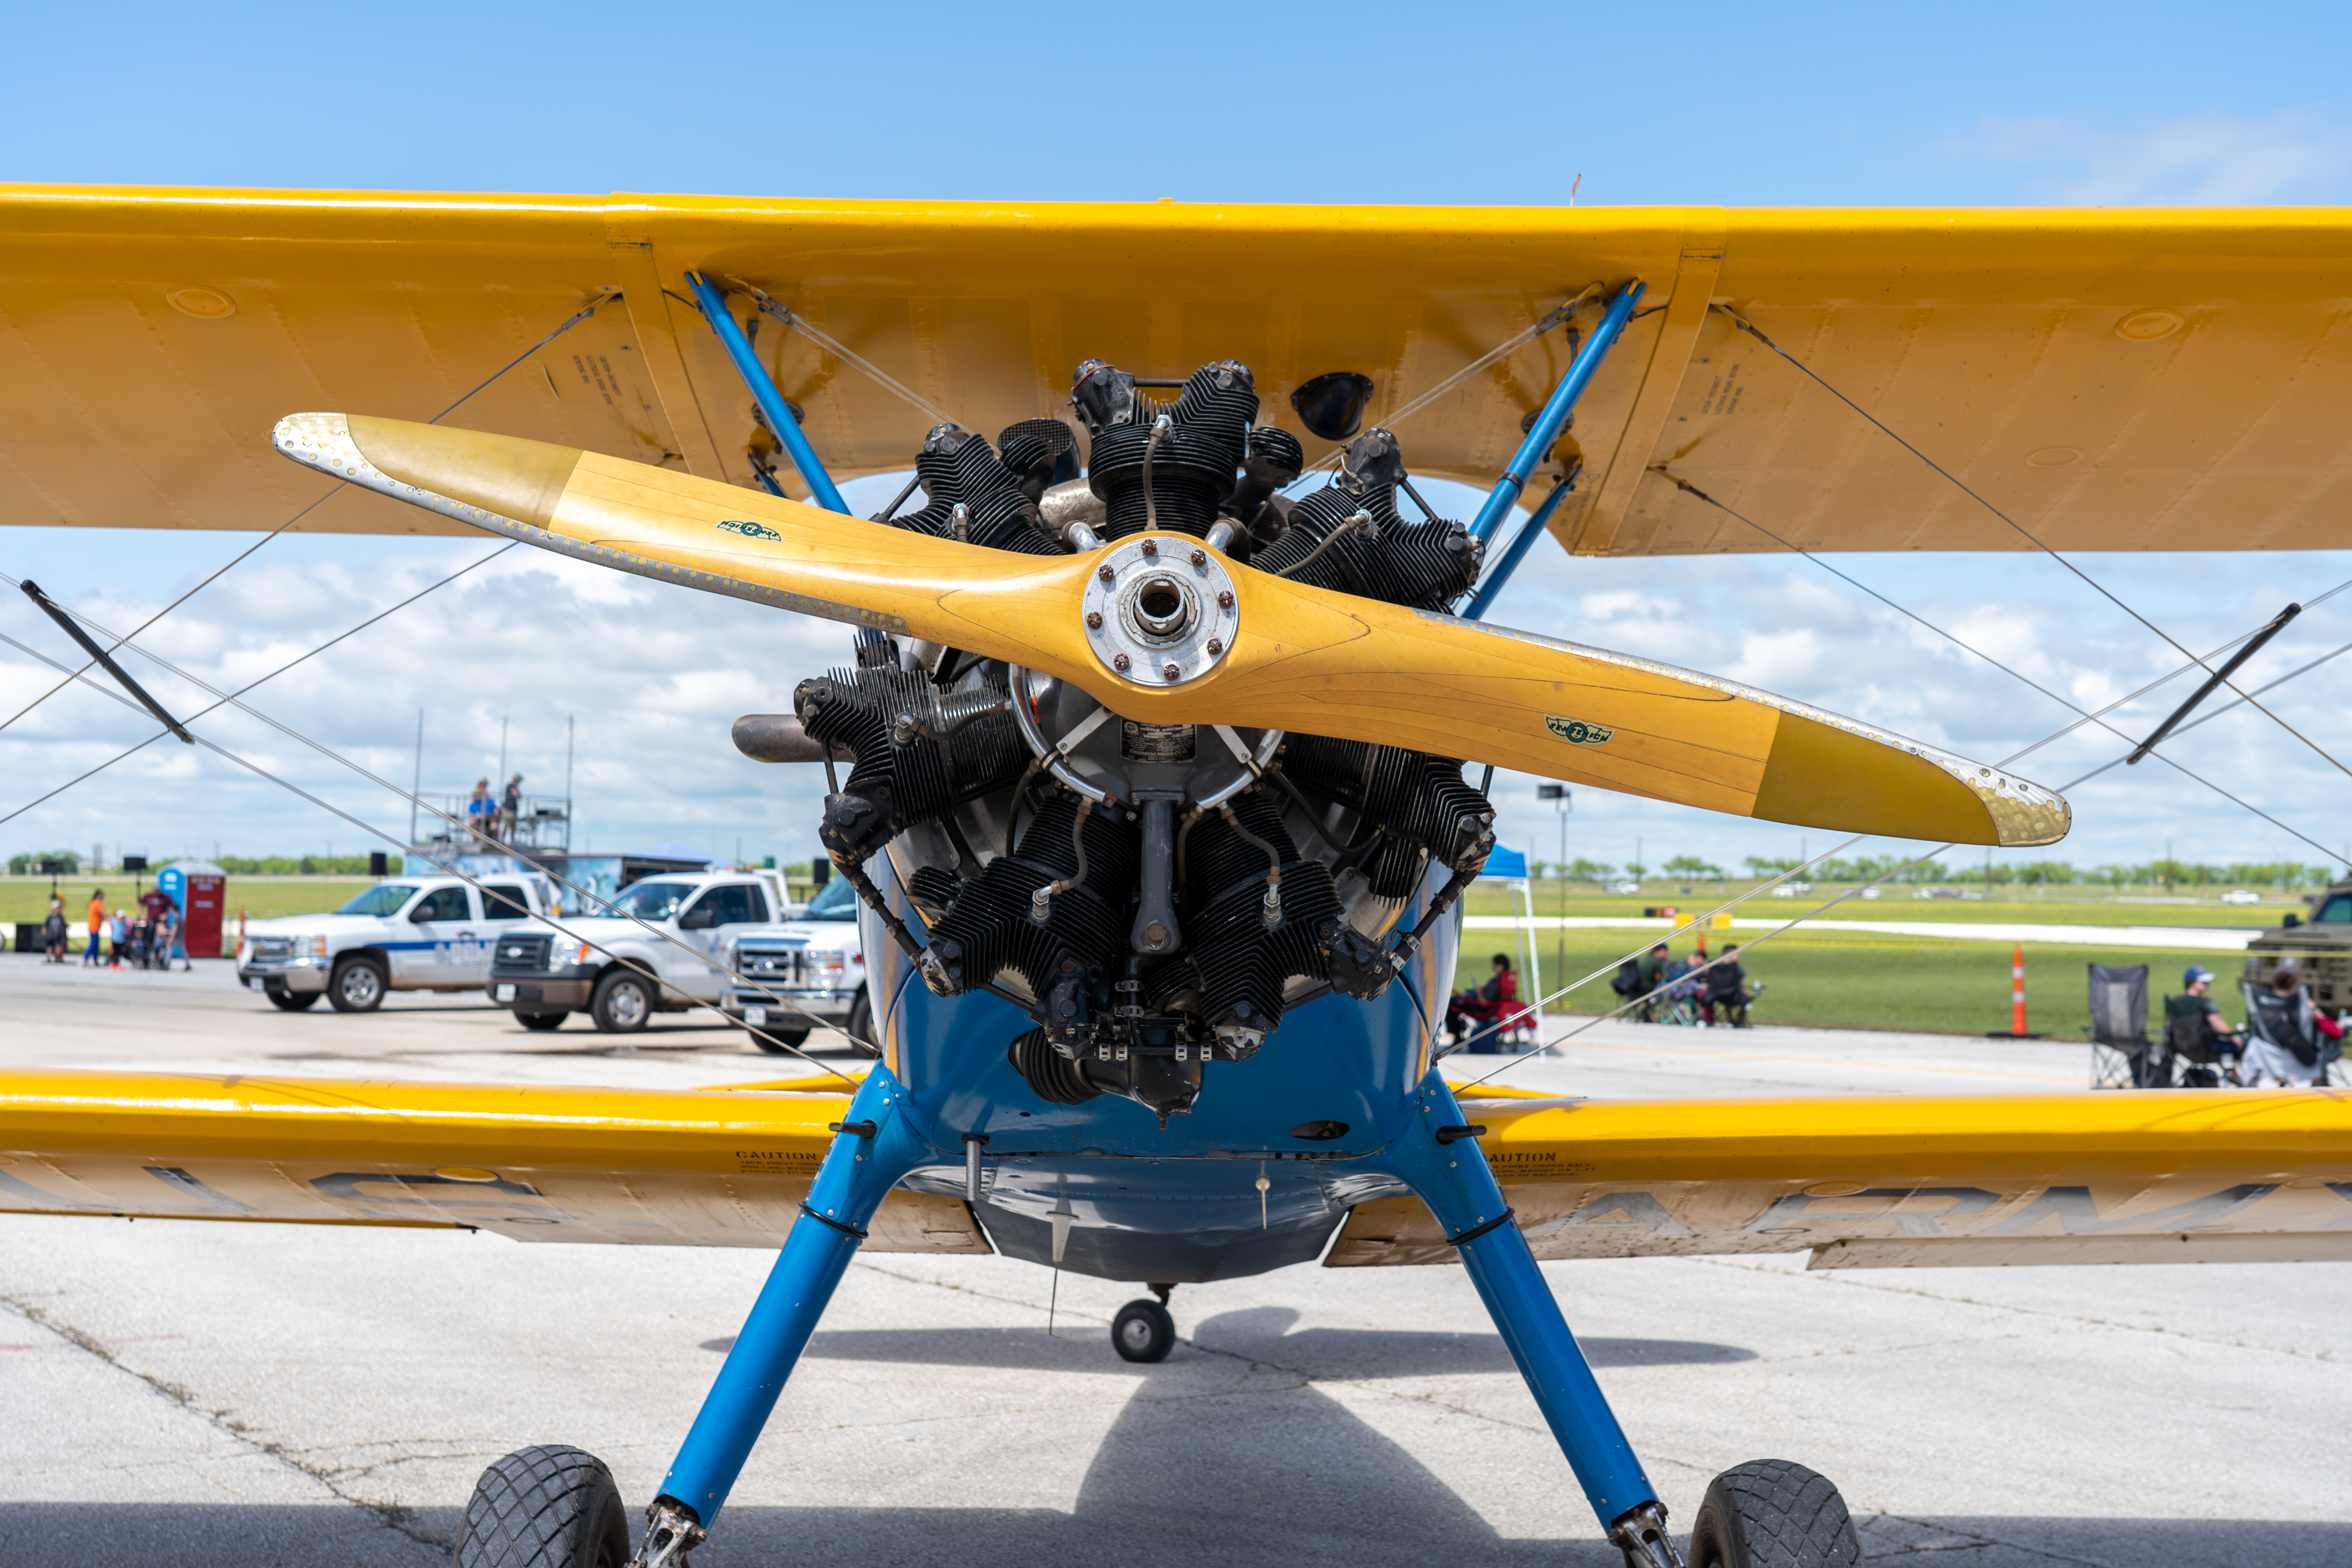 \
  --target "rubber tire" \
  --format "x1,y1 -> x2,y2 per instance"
748,1024 -> 811,1054
327,955 -> 387,1013
844,989 -> 880,1058
1689,1459 -> 1865,1568
590,971 -> 654,1034
451,1444 -> 630,1568
517,1011 -> 569,1032
1112,1298 -> 1175,1363
265,987 -> 318,1011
